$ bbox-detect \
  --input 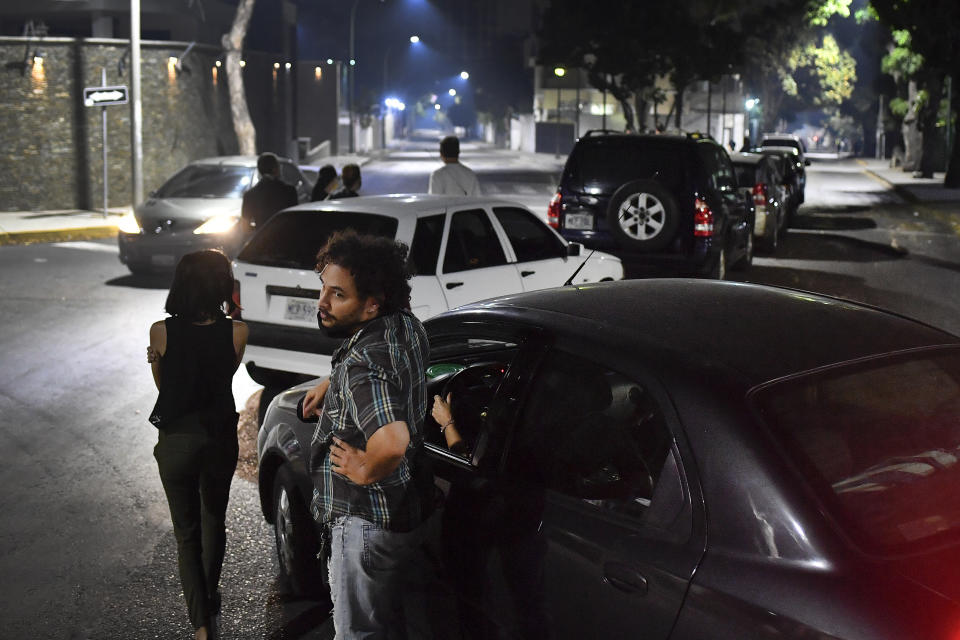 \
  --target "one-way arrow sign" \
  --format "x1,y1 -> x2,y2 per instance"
83,85 -> 128,107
